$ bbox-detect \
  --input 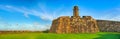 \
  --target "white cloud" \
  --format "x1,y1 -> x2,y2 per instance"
0,4 -> 73,21
0,4 -> 66,31
0,5 -> 55,21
